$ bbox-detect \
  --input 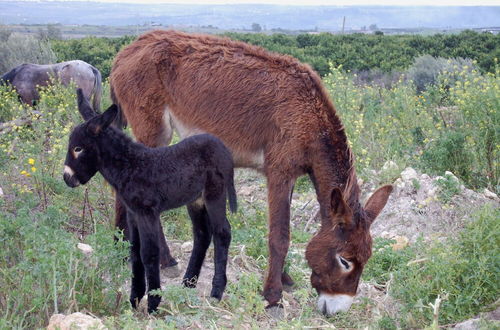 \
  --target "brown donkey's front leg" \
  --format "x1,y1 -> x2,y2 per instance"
263,173 -> 295,307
